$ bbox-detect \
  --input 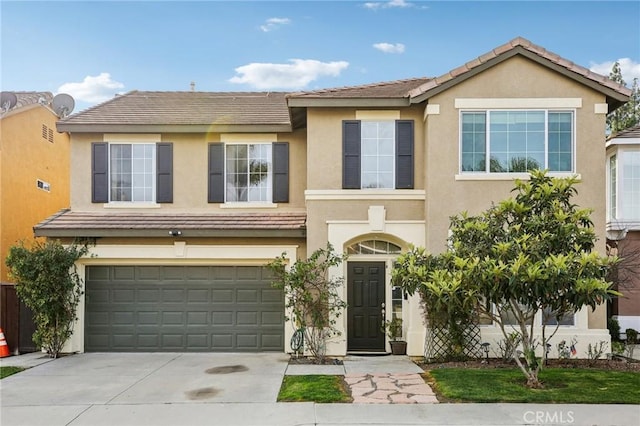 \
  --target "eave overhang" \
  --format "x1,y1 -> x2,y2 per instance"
286,98 -> 411,108
56,123 -> 293,134
409,47 -> 631,109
